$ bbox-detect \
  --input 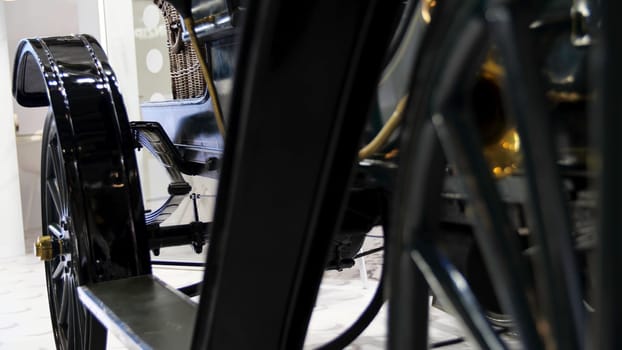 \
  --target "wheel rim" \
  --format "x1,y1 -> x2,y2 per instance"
42,116 -> 105,350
